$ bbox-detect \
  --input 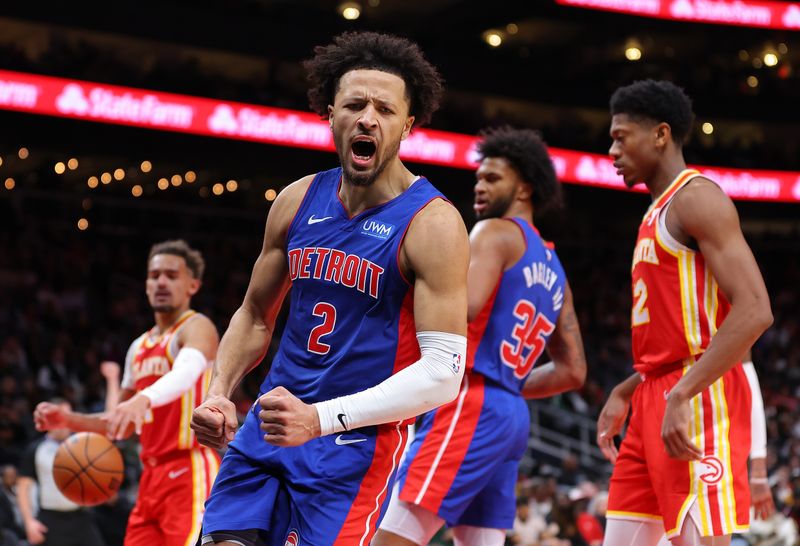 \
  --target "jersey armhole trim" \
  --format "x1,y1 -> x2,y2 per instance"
121,333 -> 148,390
165,312 -> 203,363
285,172 -> 322,248
655,174 -> 705,255
502,217 -> 529,272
